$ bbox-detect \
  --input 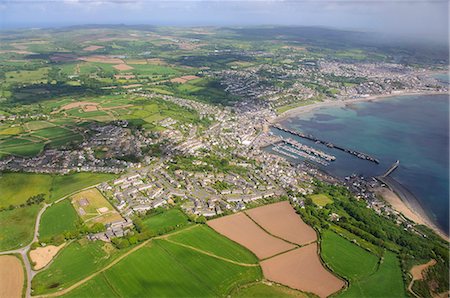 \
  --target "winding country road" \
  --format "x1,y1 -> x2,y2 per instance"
0,183 -> 105,298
